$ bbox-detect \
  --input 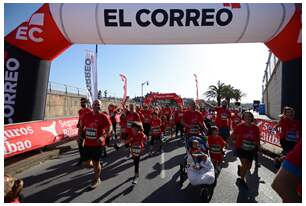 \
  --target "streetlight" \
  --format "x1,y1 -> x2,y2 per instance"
141,81 -> 149,103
